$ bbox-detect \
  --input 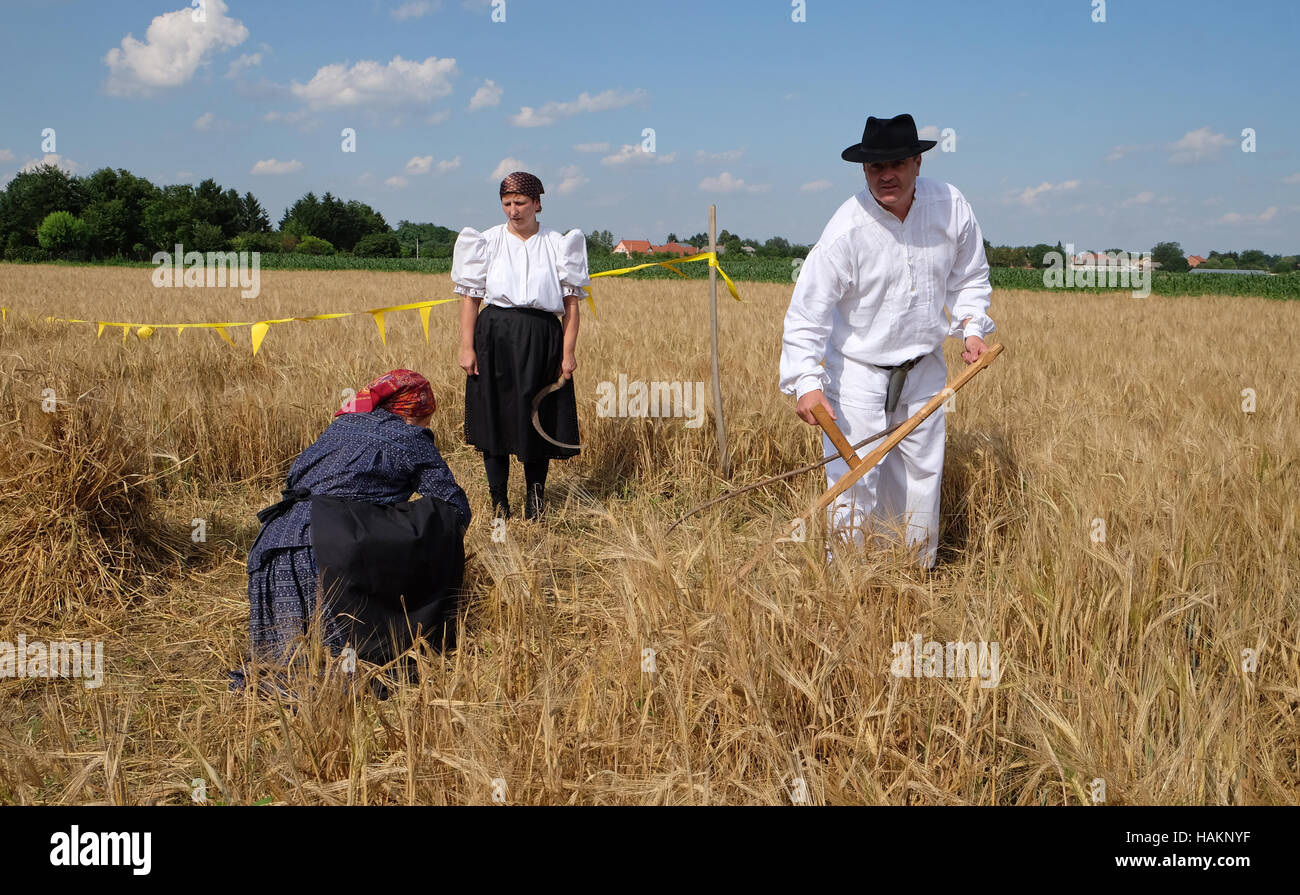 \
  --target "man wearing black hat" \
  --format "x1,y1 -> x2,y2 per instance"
779,114 -> 995,568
